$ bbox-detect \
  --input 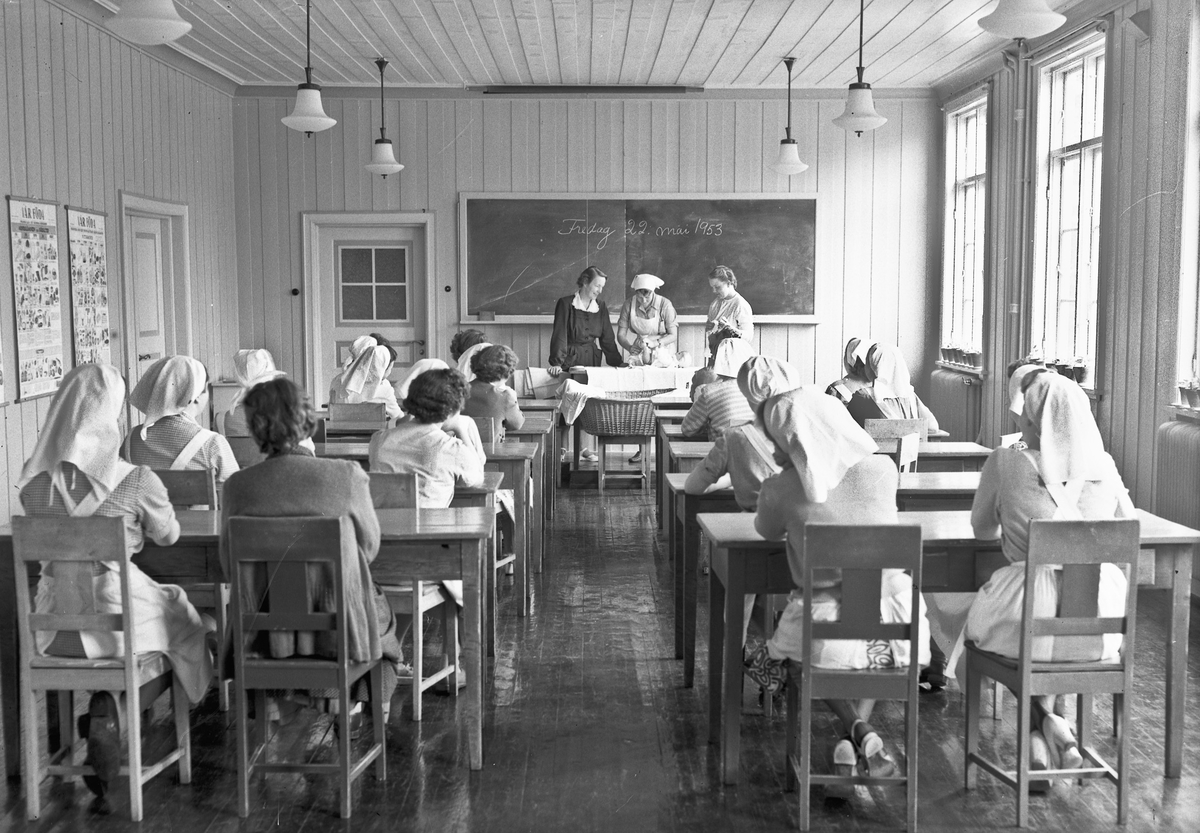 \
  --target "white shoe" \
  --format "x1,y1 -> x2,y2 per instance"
579,449 -> 598,462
